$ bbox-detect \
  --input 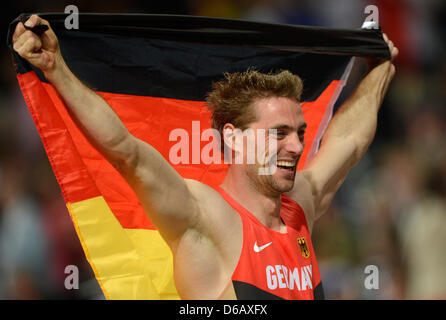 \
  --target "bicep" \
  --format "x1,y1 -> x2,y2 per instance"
301,135 -> 359,220
116,137 -> 201,246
